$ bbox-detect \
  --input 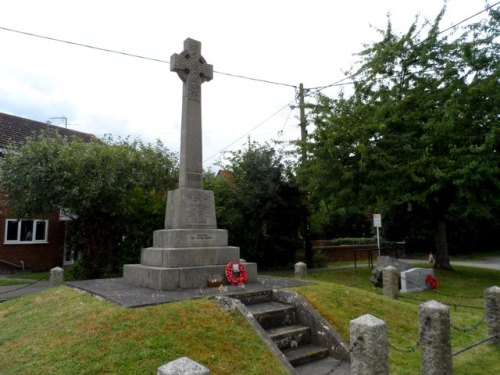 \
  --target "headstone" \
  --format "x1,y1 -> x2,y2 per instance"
157,357 -> 210,375
350,314 -> 389,375
123,39 -> 257,290
370,256 -> 411,287
400,268 -> 434,293
419,300 -> 452,375
484,286 -> 500,345
50,266 -> 64,287
382,266 -> 399,299
294,262 -> 307,278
